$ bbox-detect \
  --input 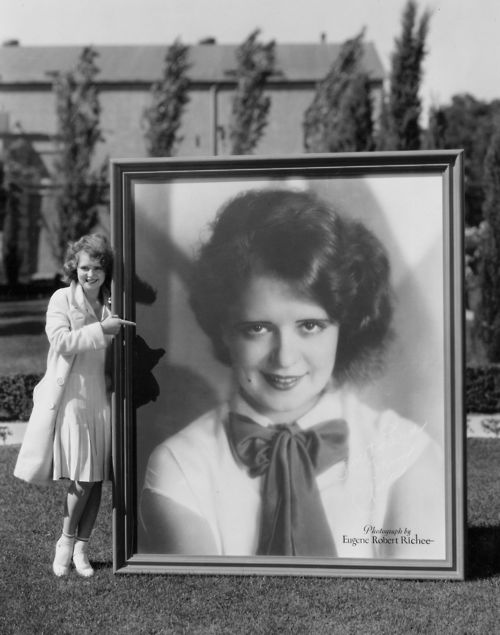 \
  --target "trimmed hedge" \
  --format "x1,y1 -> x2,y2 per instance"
0,373 -> 42,421
1,366 -> 500,421
465,365 -> 500,413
